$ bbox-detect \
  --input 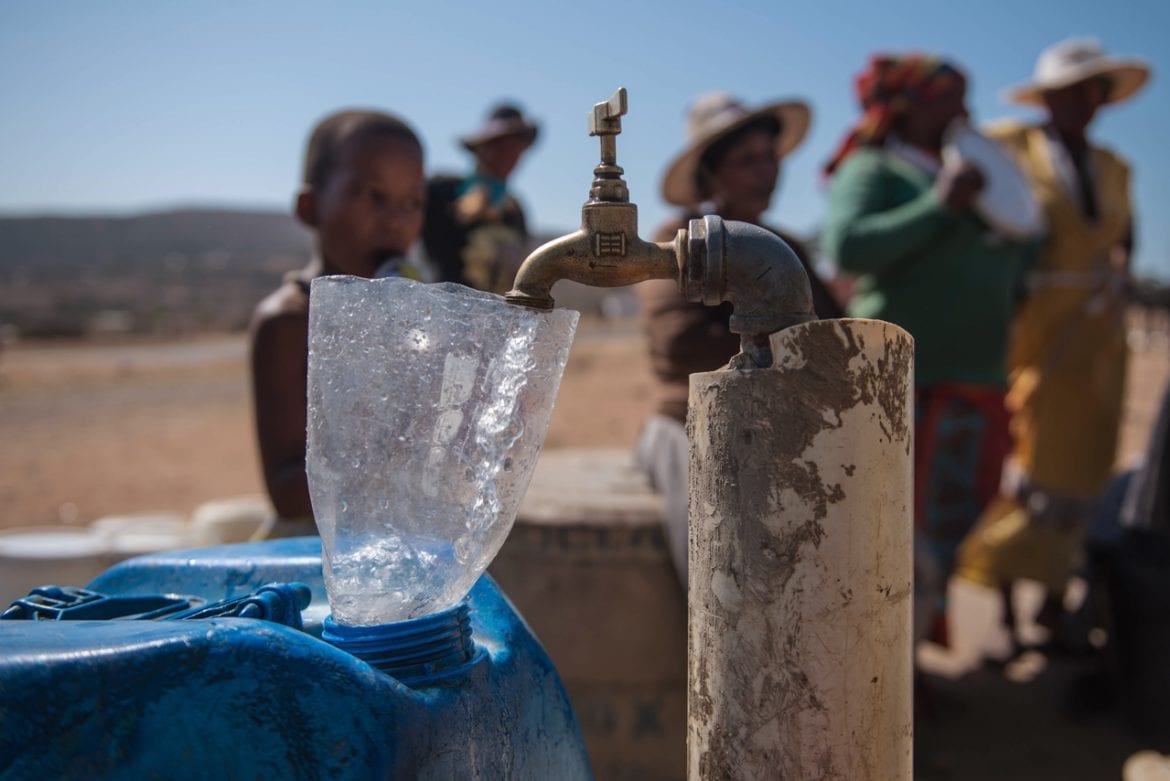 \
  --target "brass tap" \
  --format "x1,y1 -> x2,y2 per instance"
506,88 -> 815,368
505,88 -> 680,311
